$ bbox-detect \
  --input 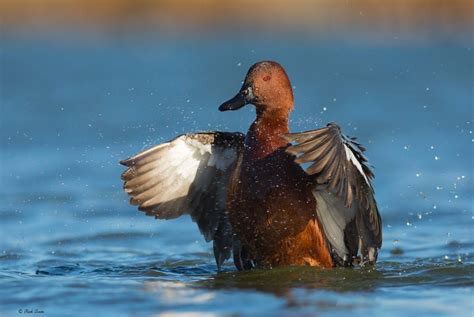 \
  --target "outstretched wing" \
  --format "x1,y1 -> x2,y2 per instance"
120,132 -> 244,269
284,123 -> 382,265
